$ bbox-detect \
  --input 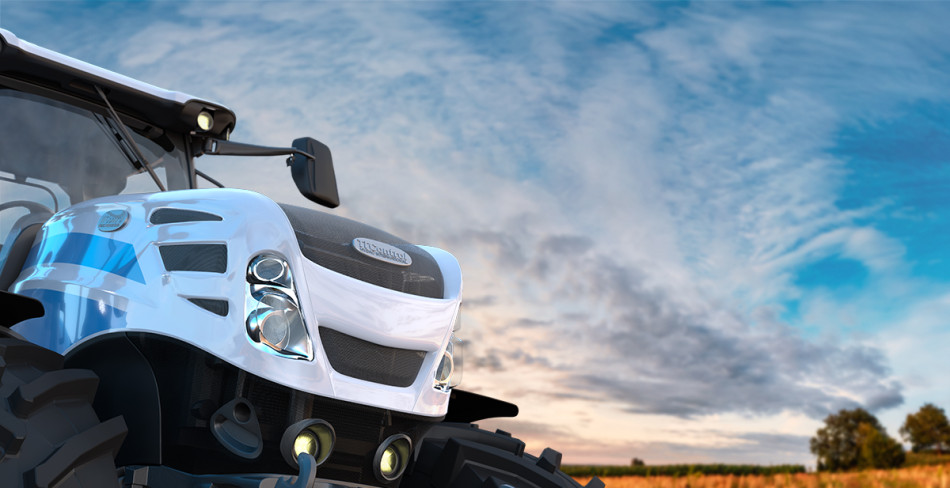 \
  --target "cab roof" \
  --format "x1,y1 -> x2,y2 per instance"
0,29 -> 236,138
